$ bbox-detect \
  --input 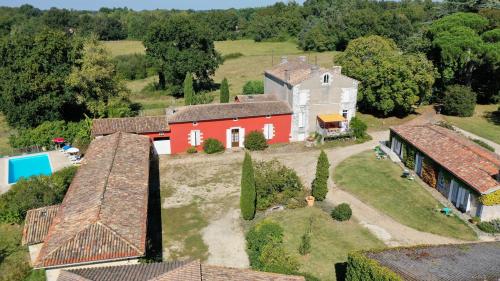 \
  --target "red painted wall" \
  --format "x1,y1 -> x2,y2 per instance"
169,114 -> 292,154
